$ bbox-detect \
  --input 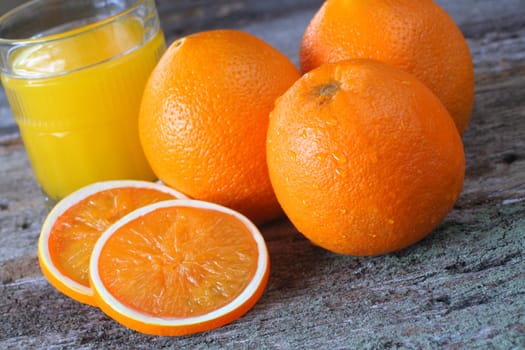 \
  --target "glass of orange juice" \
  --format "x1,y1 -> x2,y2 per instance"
0,0 -> 164,203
